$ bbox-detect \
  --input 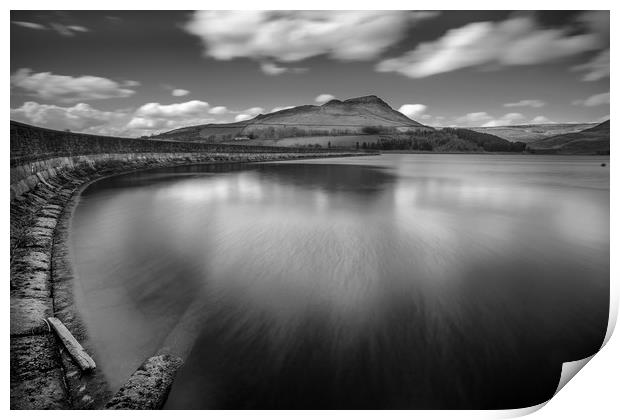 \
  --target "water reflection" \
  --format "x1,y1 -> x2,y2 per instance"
70,155 -> 609,409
